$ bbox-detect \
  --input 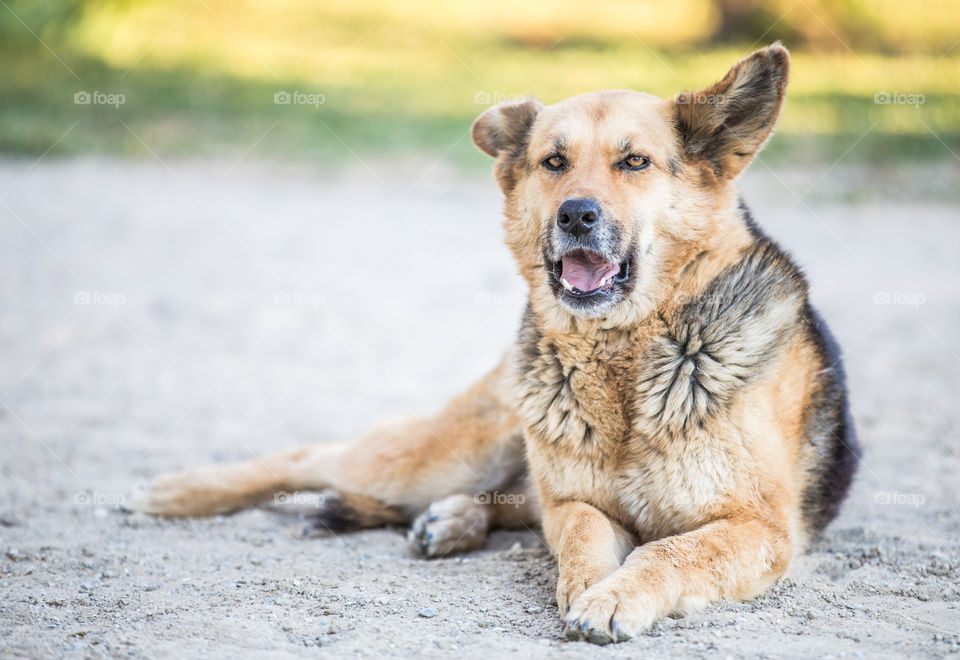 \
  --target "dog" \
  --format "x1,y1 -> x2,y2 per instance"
132,44 -> 859,645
